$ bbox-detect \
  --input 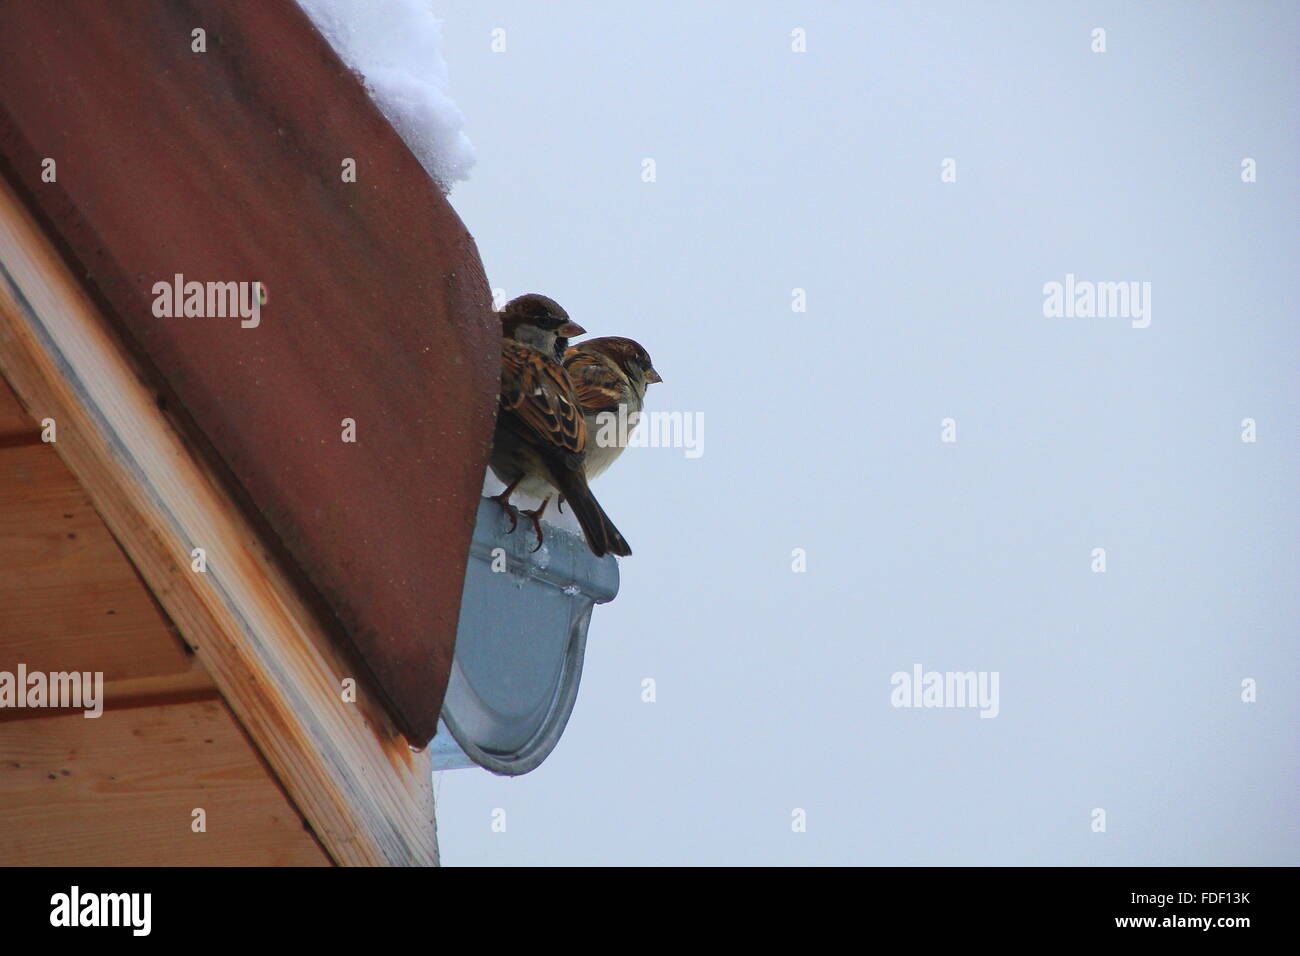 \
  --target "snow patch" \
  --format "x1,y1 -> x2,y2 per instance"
296,0 -> 475,189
